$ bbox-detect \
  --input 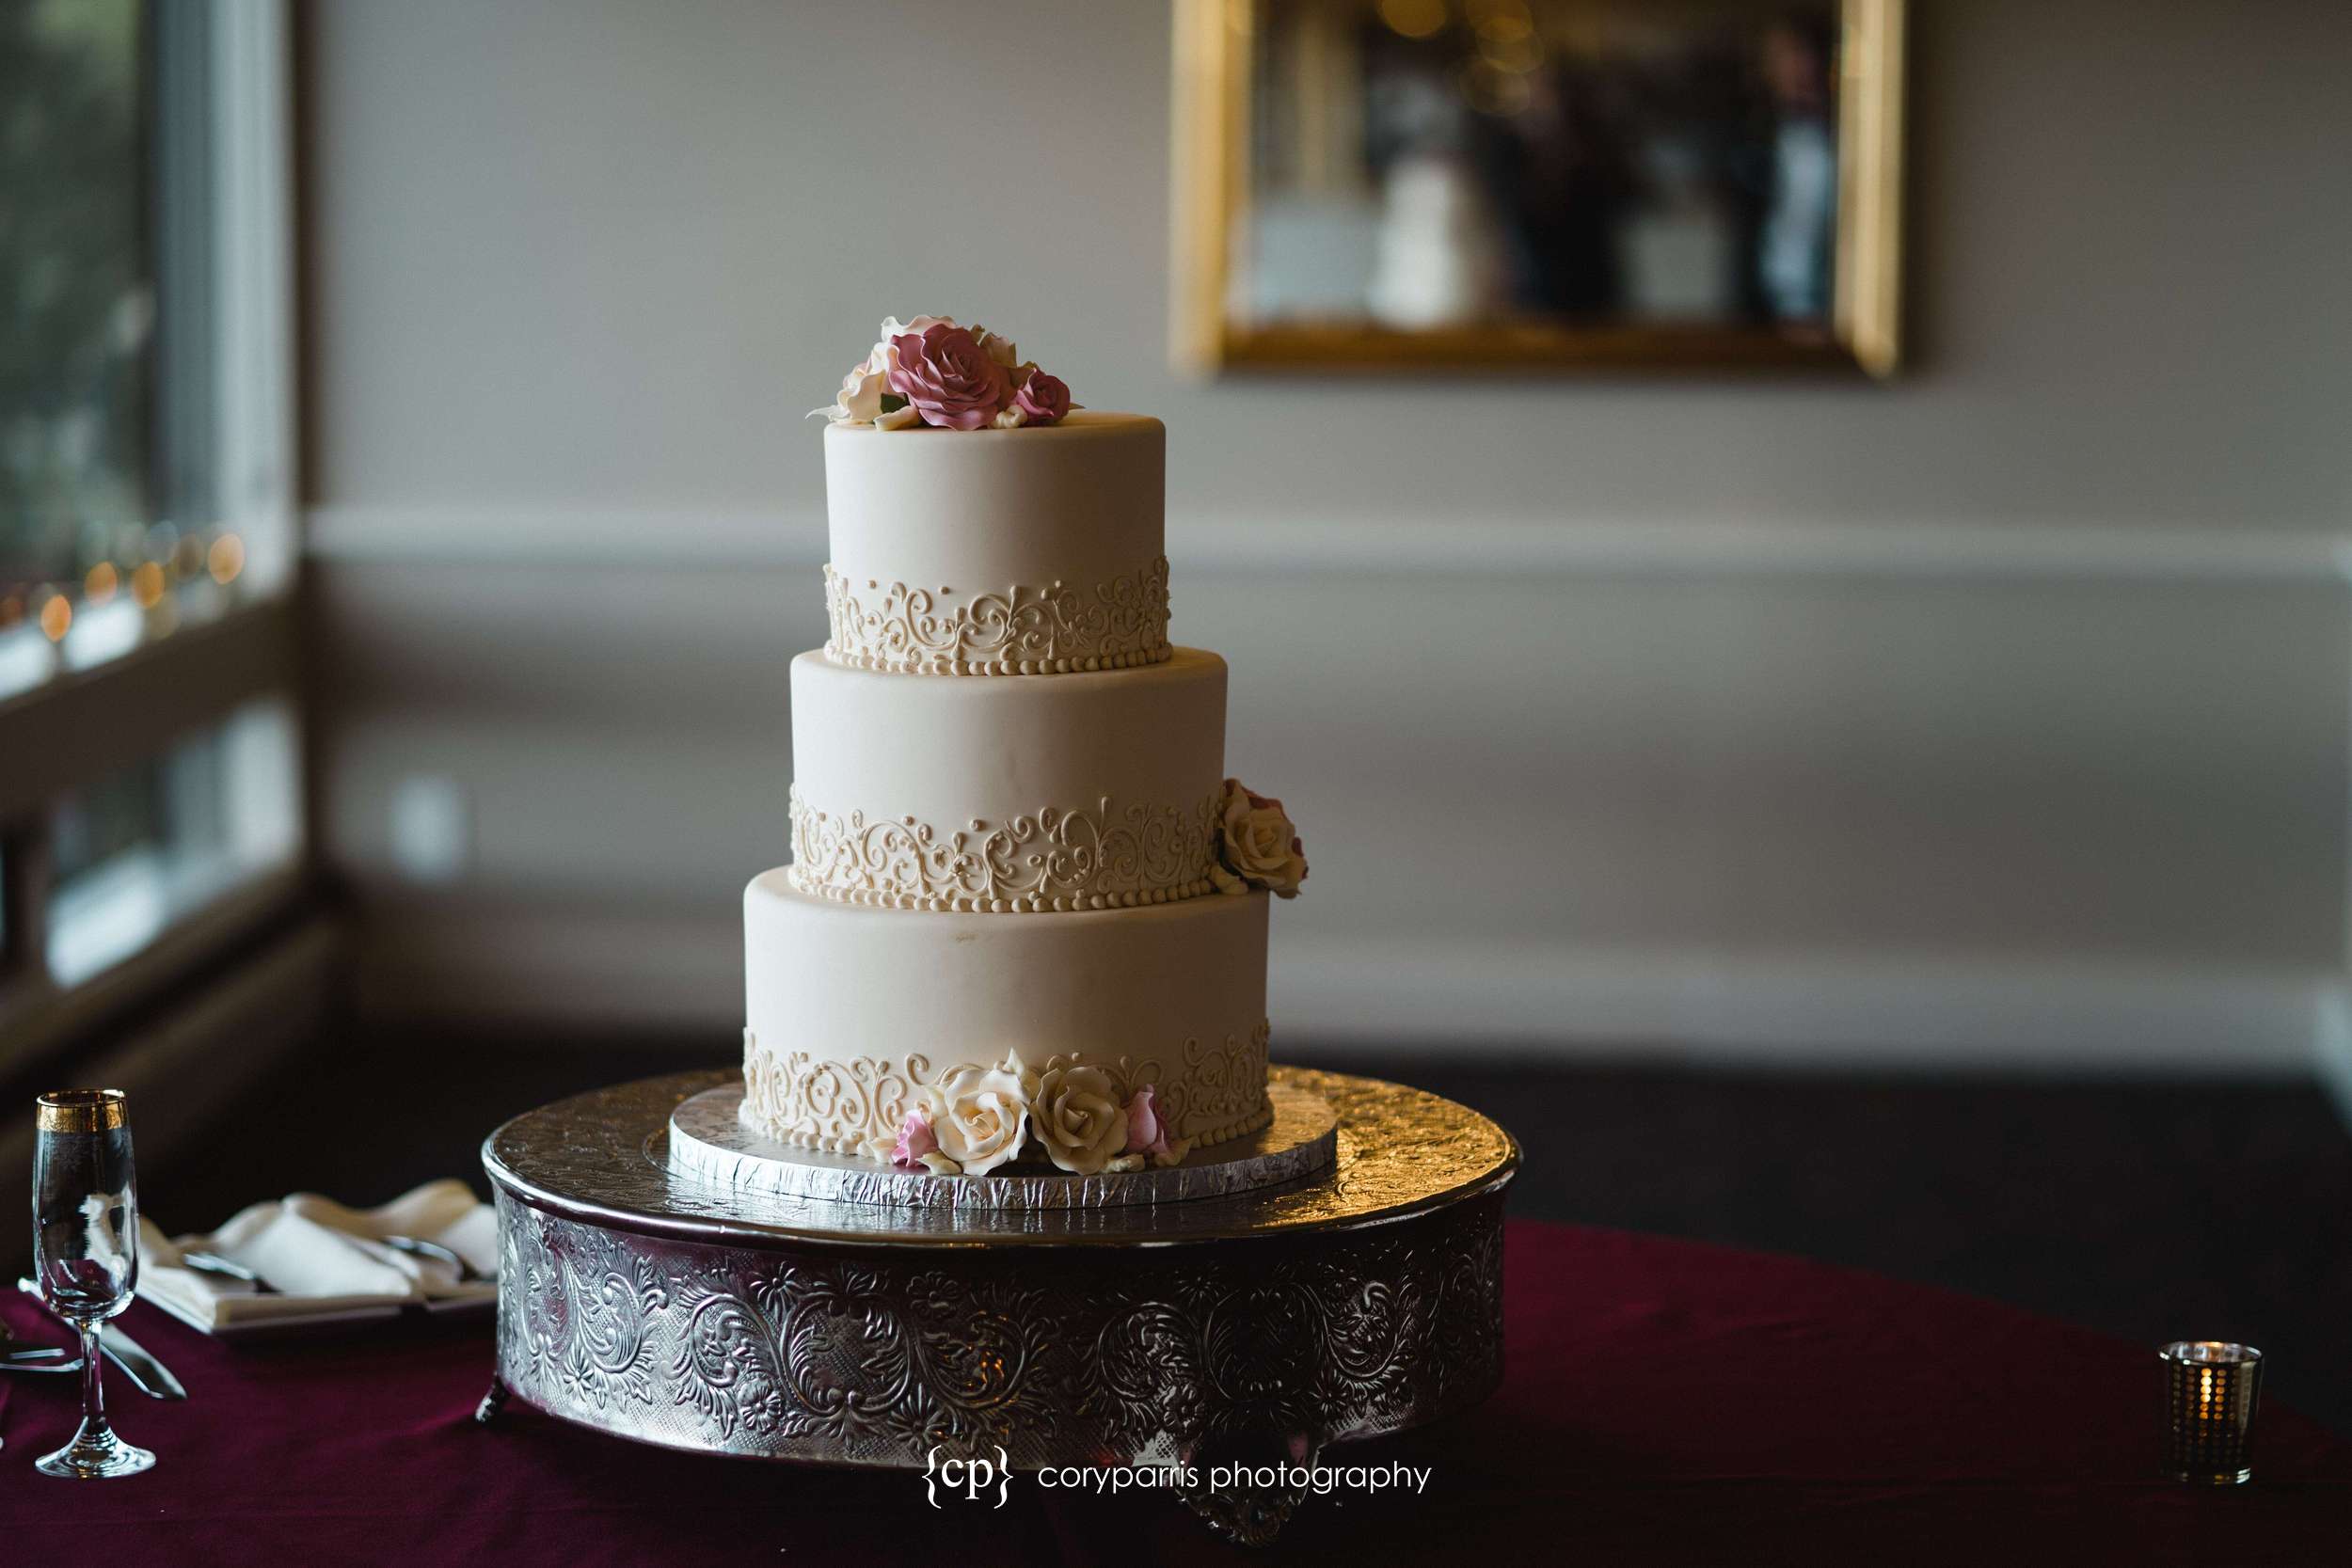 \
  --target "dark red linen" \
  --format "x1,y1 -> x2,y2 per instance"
1,1219 -> 2344,1565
